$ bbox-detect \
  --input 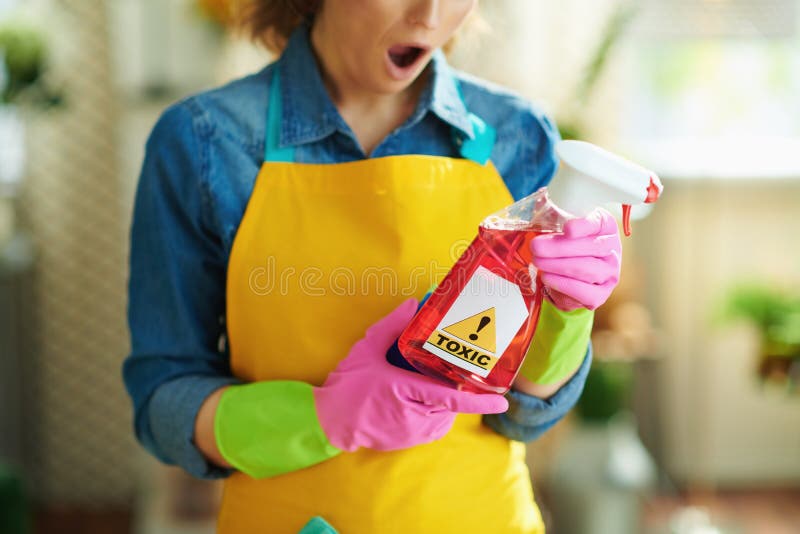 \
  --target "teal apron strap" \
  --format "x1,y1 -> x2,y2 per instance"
264,67 -> 296,163
452,79 -> 496,165
264,65 -> 495,164
457,113 -> 496,165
